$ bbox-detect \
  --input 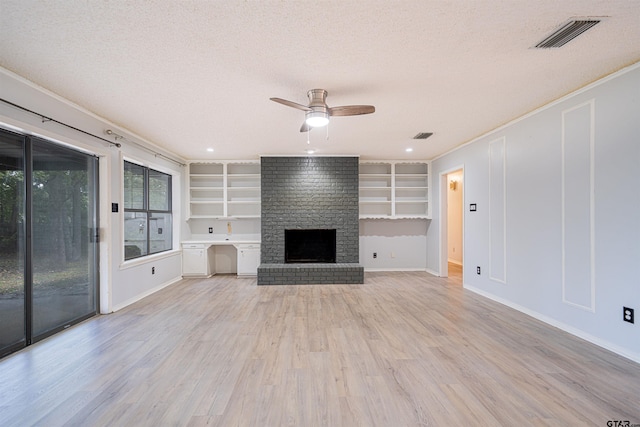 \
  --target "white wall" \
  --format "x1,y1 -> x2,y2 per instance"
359,219 -> 428,270
428,63 -> 640,363
0,68 -> 186,313
186,218 -> 260,242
